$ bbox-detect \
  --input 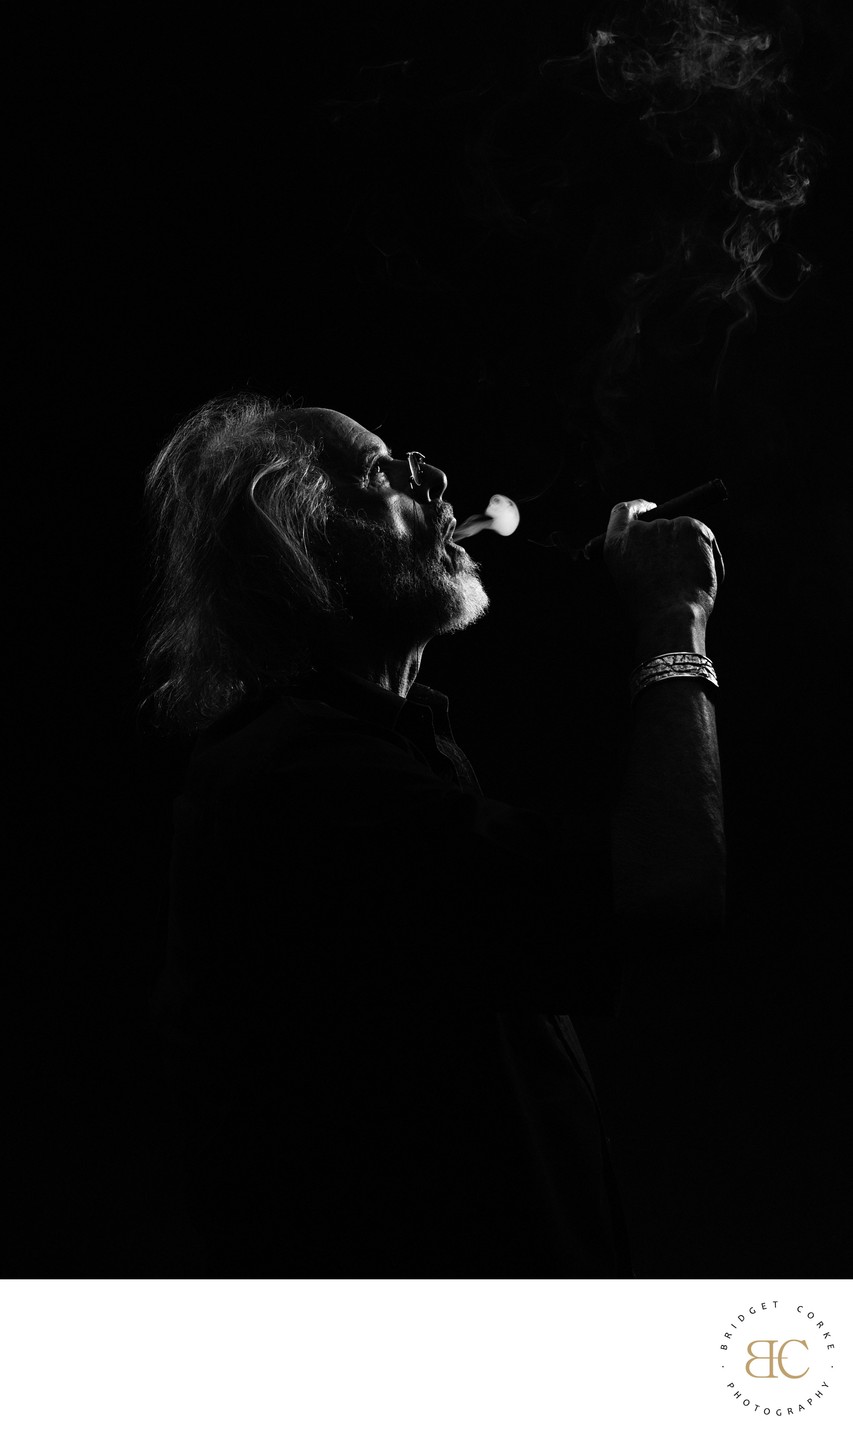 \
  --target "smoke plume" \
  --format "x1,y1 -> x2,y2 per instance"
549,0 -> 825,478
